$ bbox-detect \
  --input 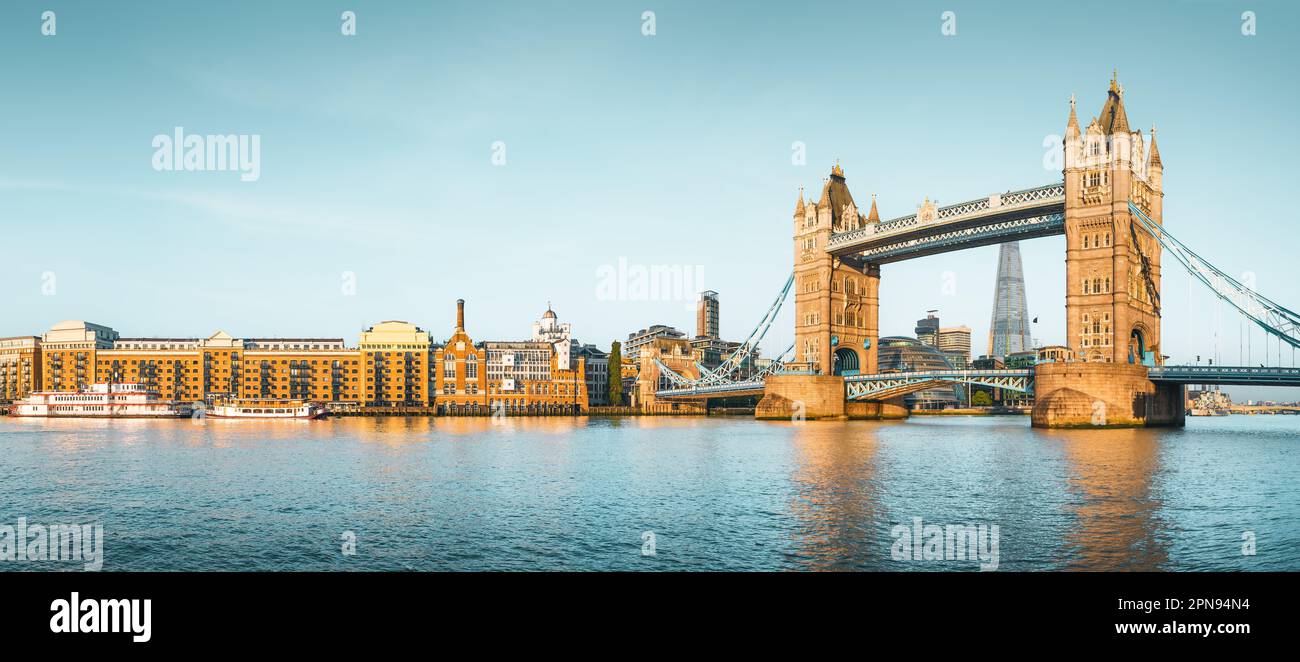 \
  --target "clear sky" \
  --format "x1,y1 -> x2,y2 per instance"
2,1 -> 1298,399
